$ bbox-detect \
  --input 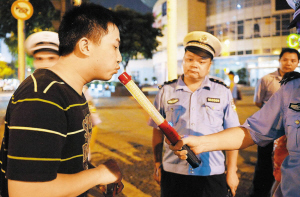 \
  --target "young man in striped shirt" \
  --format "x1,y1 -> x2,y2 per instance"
0,3 -> 123,197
